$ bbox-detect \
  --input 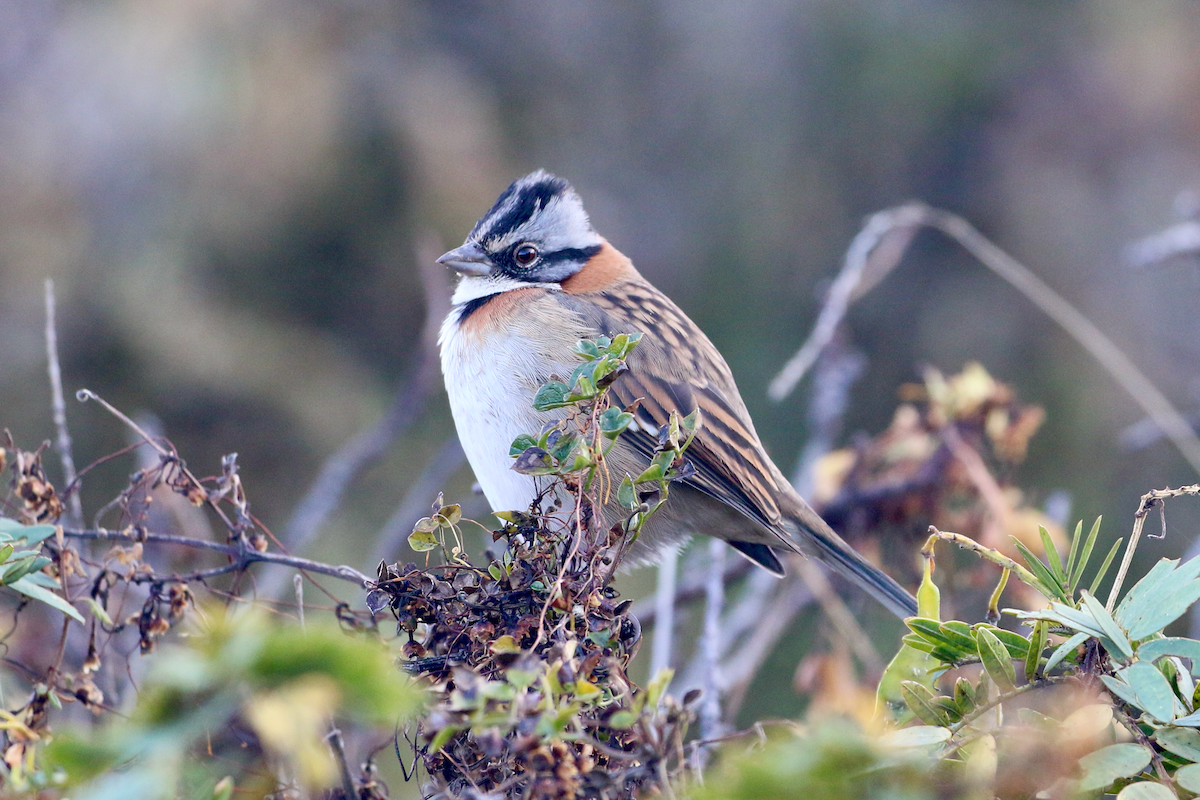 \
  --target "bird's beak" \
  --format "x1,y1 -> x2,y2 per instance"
437,242 -> 494,276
